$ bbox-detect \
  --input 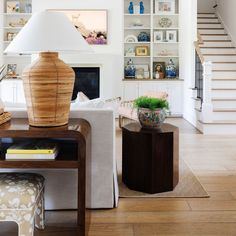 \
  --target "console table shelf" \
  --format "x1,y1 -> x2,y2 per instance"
0,118 -> 90,236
